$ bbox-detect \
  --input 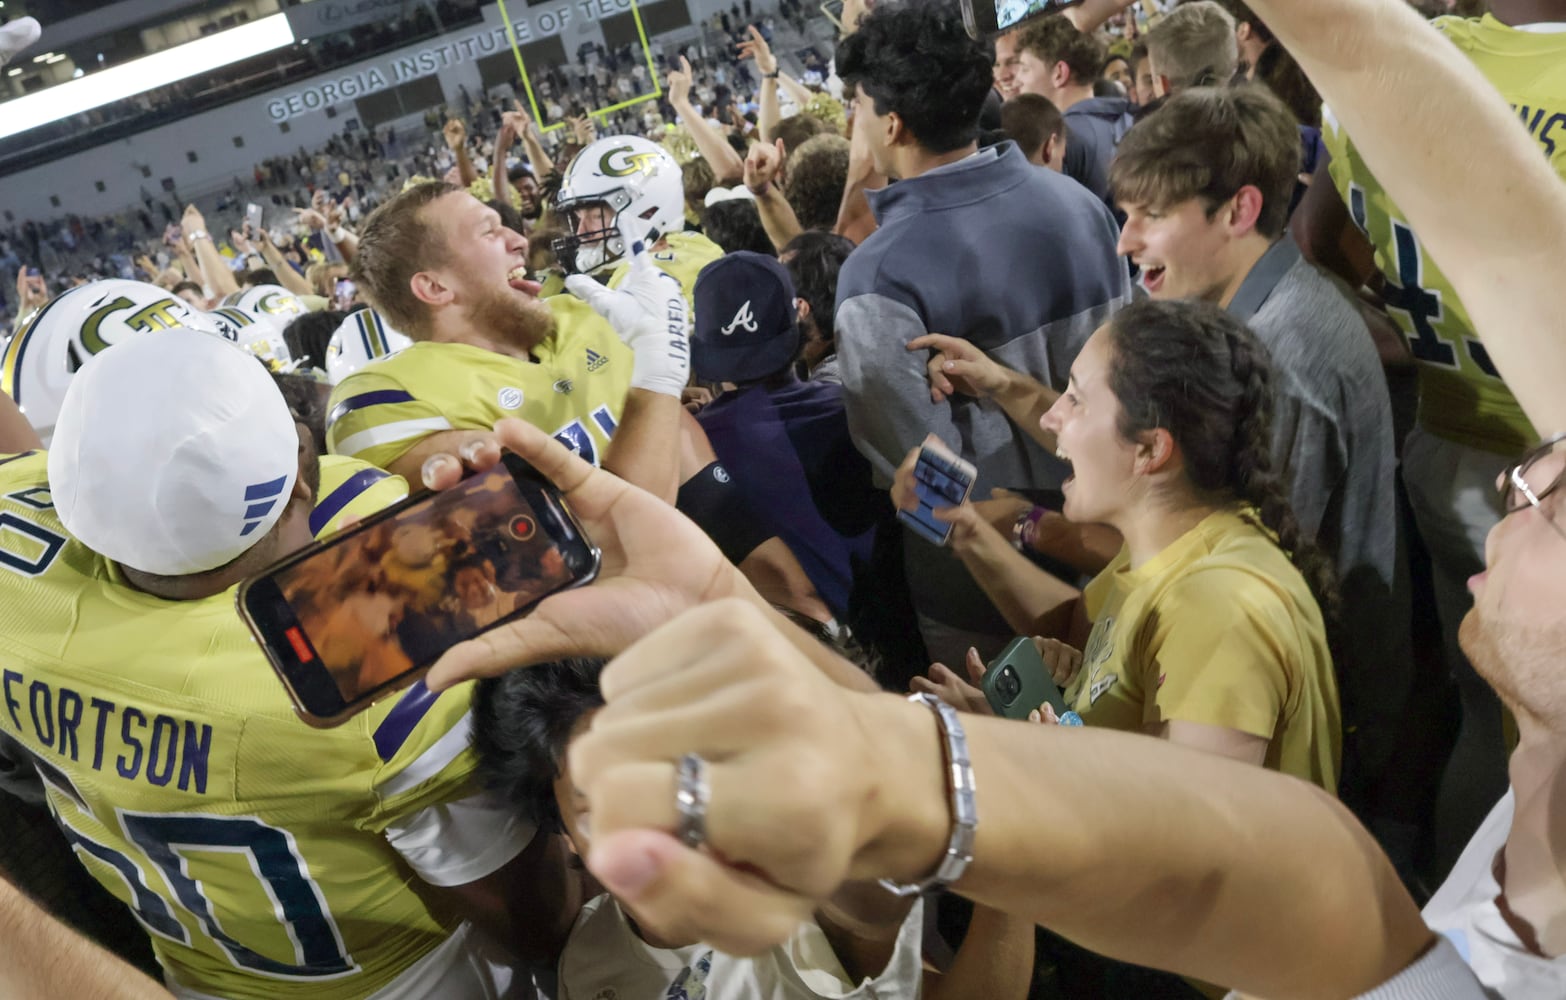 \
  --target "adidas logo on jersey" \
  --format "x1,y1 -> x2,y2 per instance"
721,300 -> 758,336
585,348 -> 608,372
